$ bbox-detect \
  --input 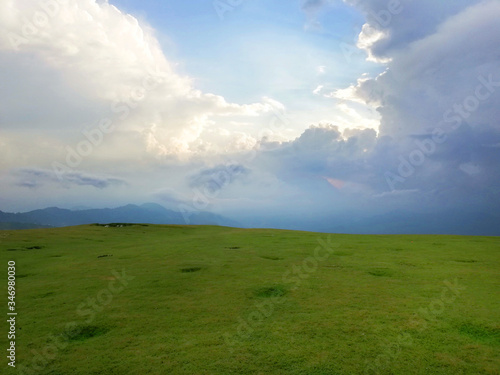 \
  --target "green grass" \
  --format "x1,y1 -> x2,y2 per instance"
0,225 -> 499,374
